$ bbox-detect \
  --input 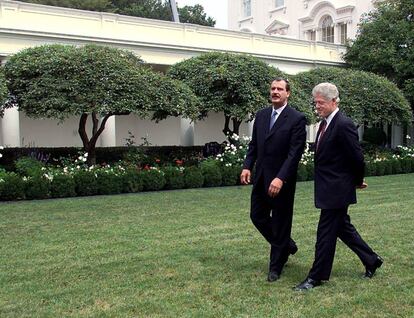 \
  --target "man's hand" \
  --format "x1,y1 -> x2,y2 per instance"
240,169 -> 251,185
357,181 -> 368,189
268,177 -> 284,197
